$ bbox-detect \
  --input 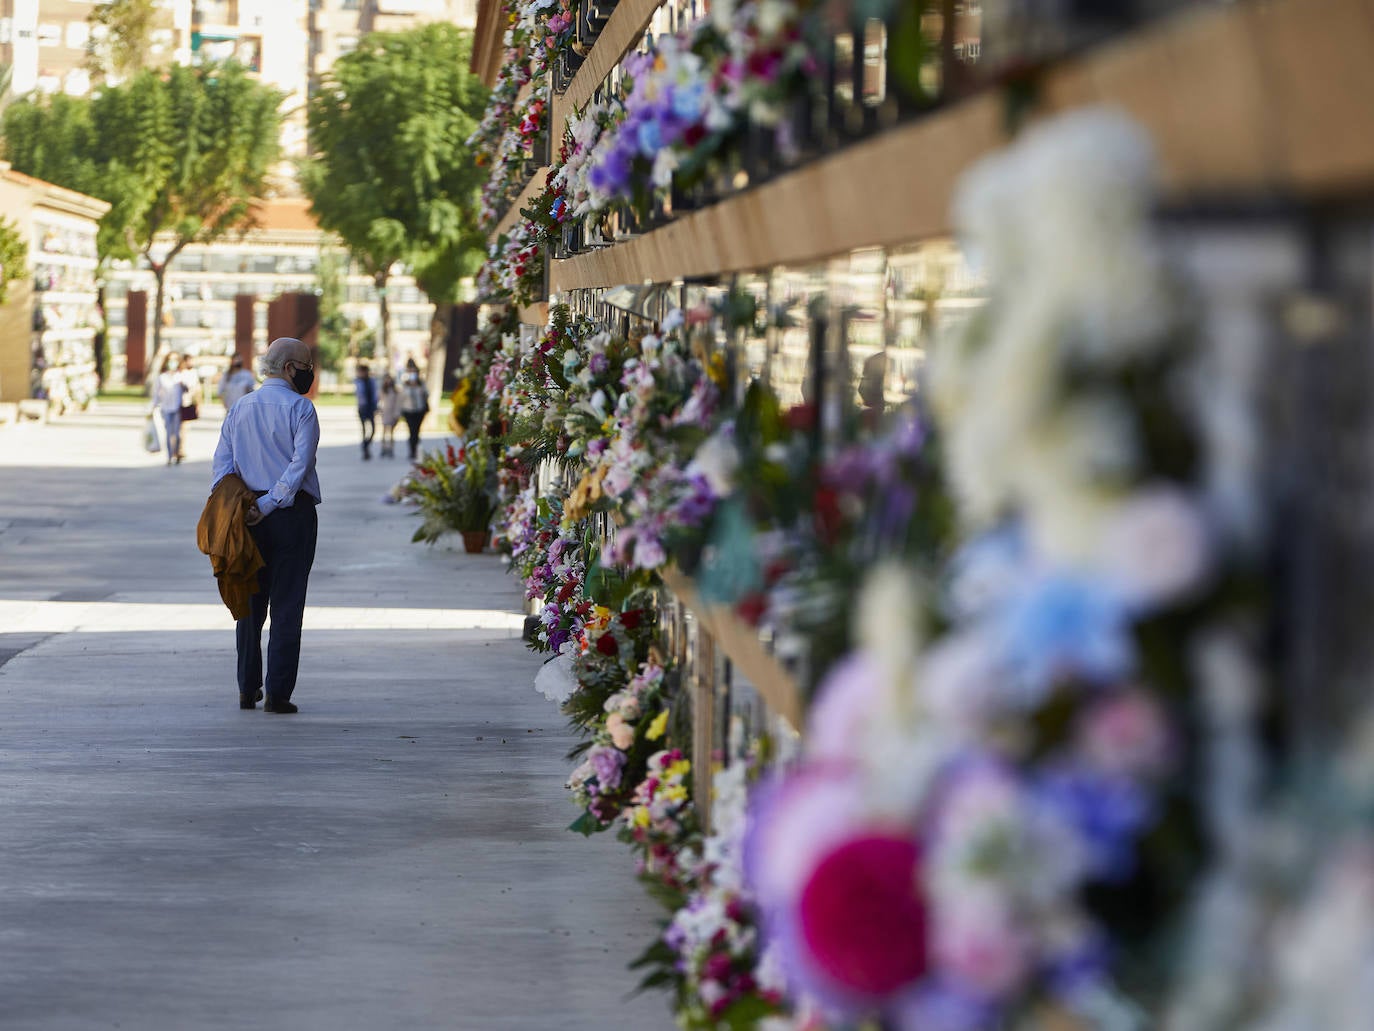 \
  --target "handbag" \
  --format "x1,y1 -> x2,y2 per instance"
143,414 -> 161,453
180,403 -> 200,422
